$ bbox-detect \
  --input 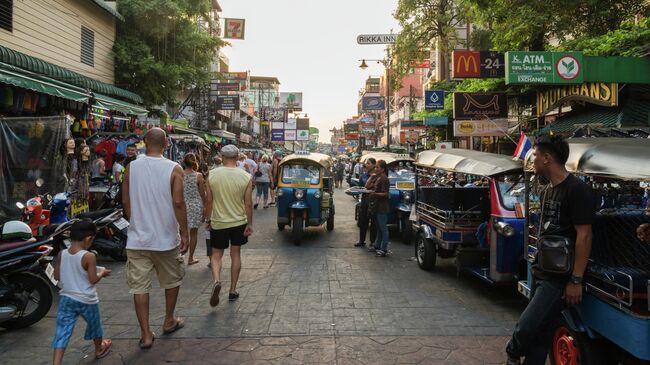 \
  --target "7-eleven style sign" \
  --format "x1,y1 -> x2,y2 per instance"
224,18 -> 245,40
